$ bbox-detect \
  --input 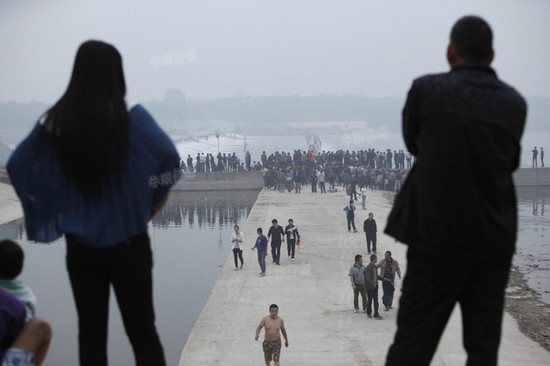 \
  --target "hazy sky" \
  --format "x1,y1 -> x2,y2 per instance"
1,0 -> 549,103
